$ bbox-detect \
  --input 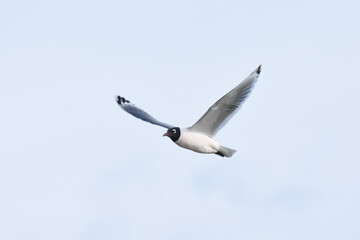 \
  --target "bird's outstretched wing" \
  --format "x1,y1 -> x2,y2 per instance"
190,65 -> 261,137
116,96 -> 174,129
